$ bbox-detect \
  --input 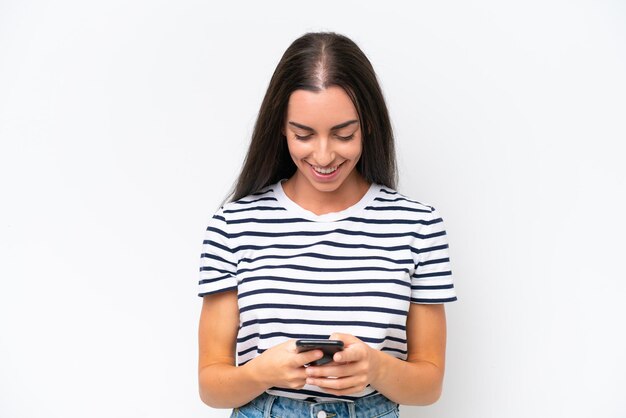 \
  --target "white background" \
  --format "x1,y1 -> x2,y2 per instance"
1,1 -> 625,417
